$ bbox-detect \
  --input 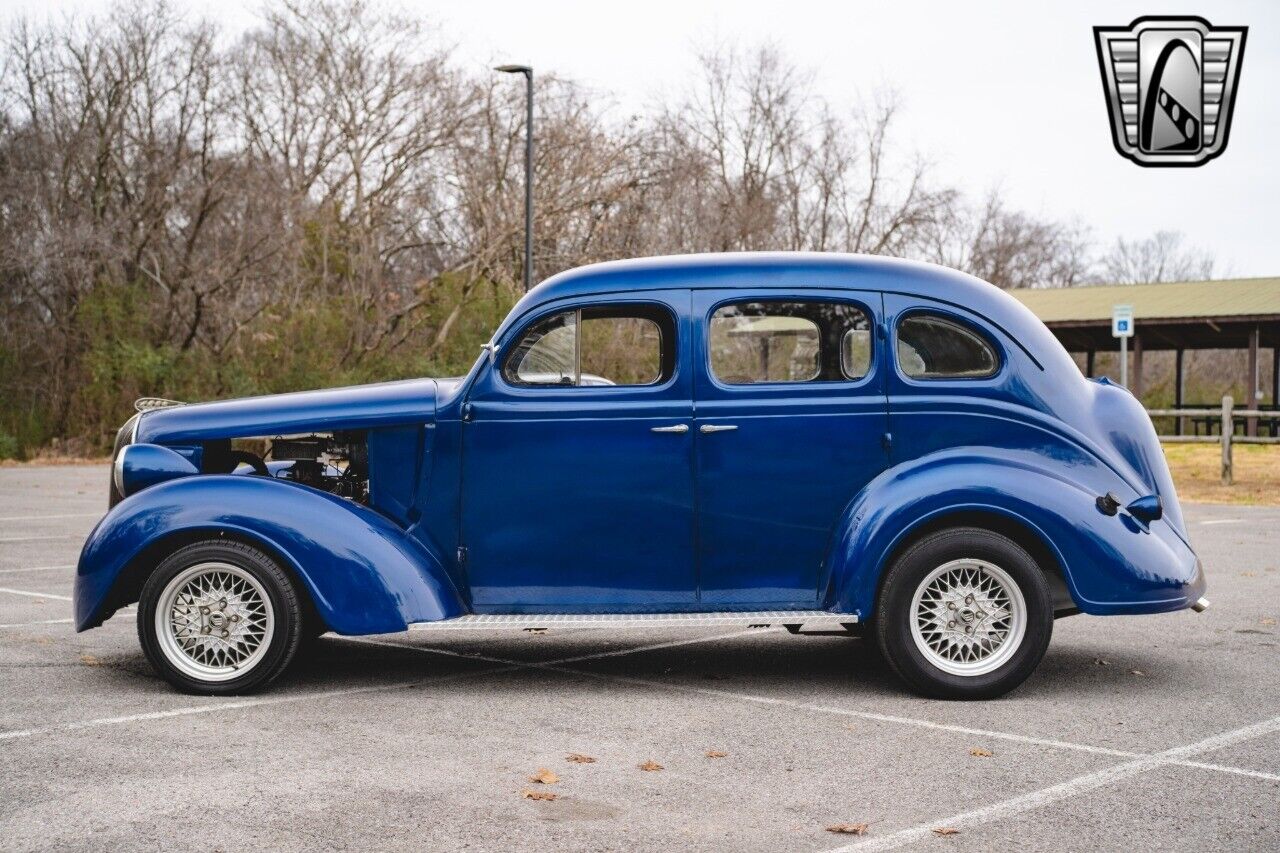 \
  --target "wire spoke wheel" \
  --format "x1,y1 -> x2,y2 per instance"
155,562 -> 275,682
909,558 -> 1027,677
